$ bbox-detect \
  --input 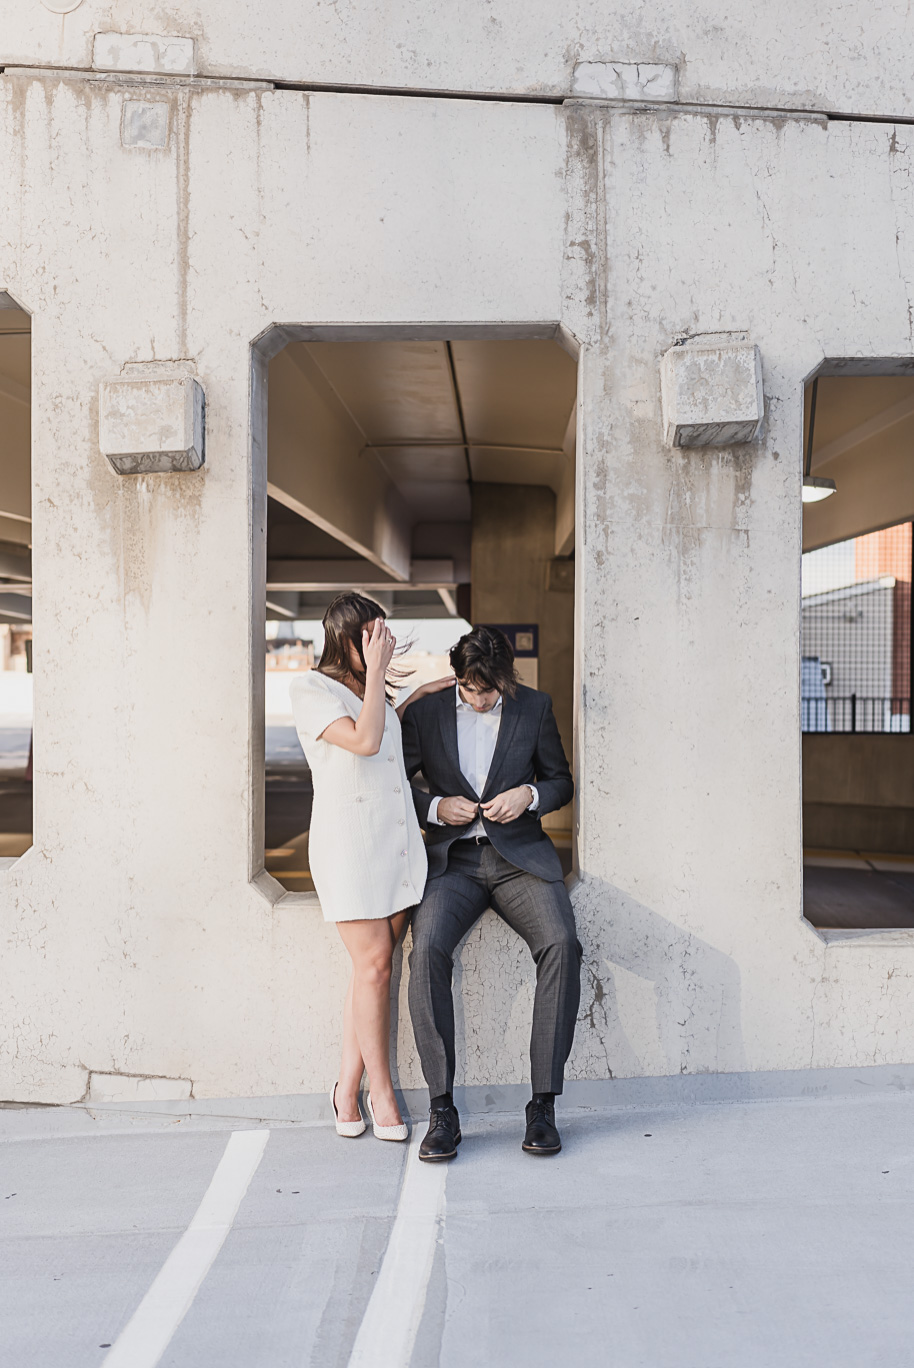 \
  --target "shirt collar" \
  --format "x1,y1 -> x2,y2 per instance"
456,690 -> 502,716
